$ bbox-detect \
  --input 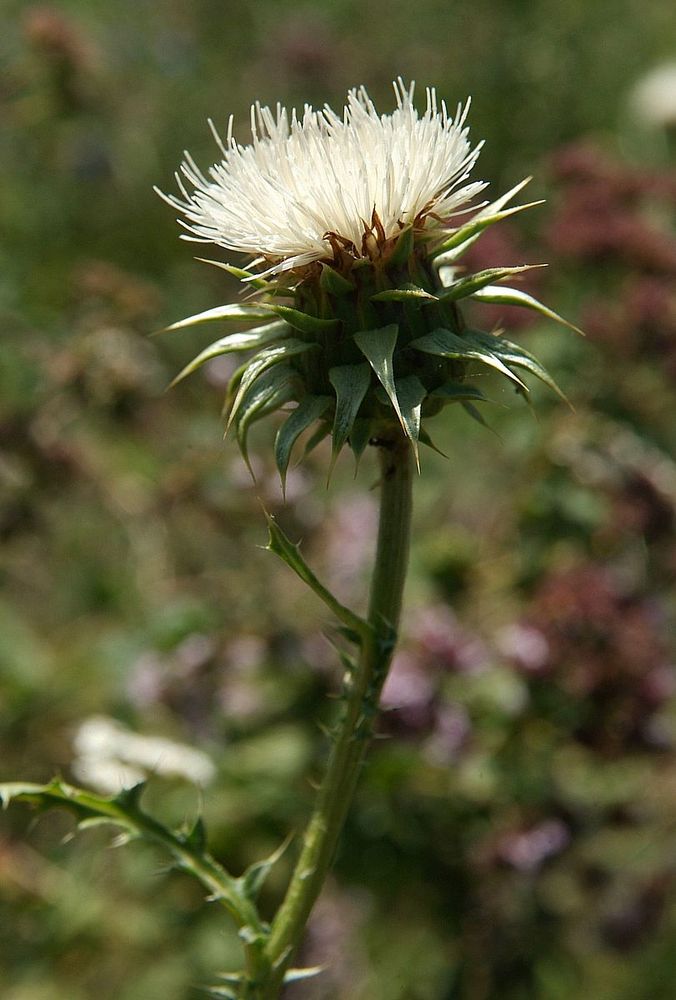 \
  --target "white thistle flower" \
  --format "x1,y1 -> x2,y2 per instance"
158,79 -> 487,276
159,80 -> 573,478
